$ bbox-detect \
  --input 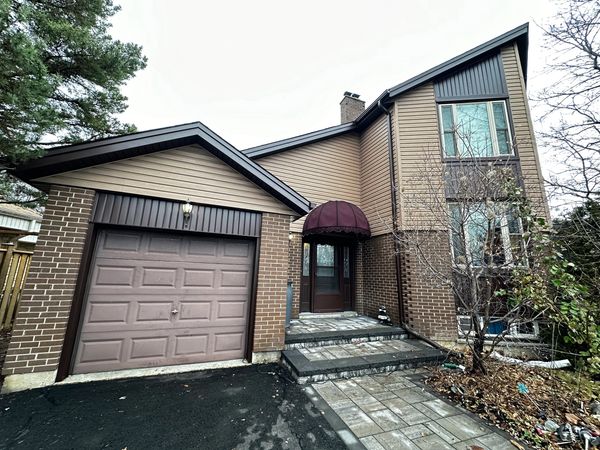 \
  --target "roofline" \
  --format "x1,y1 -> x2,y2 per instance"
13,123 -> 311,216
355,23 -> 529,128
243,23 -> 529,158
243,122 -> 356,159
